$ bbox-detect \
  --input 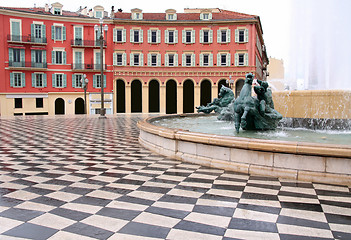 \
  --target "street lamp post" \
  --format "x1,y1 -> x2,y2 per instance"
94,18 -> 108,118
80,74 -> 88,114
